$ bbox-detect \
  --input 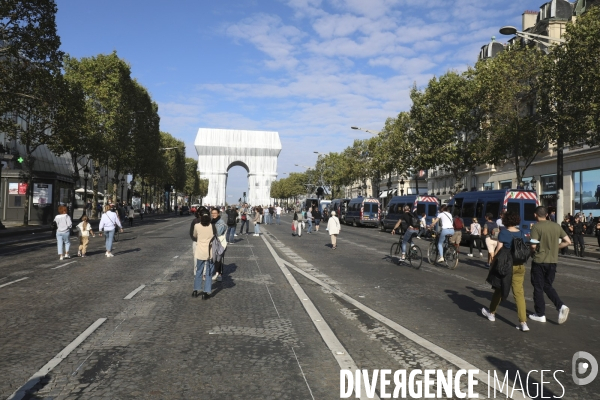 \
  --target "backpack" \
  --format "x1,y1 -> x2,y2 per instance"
453,217 -> 464,230
211,224 -> 226,262
227,211 -> 236,225
511,232 -> 530,265
410,212 -> 420,229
